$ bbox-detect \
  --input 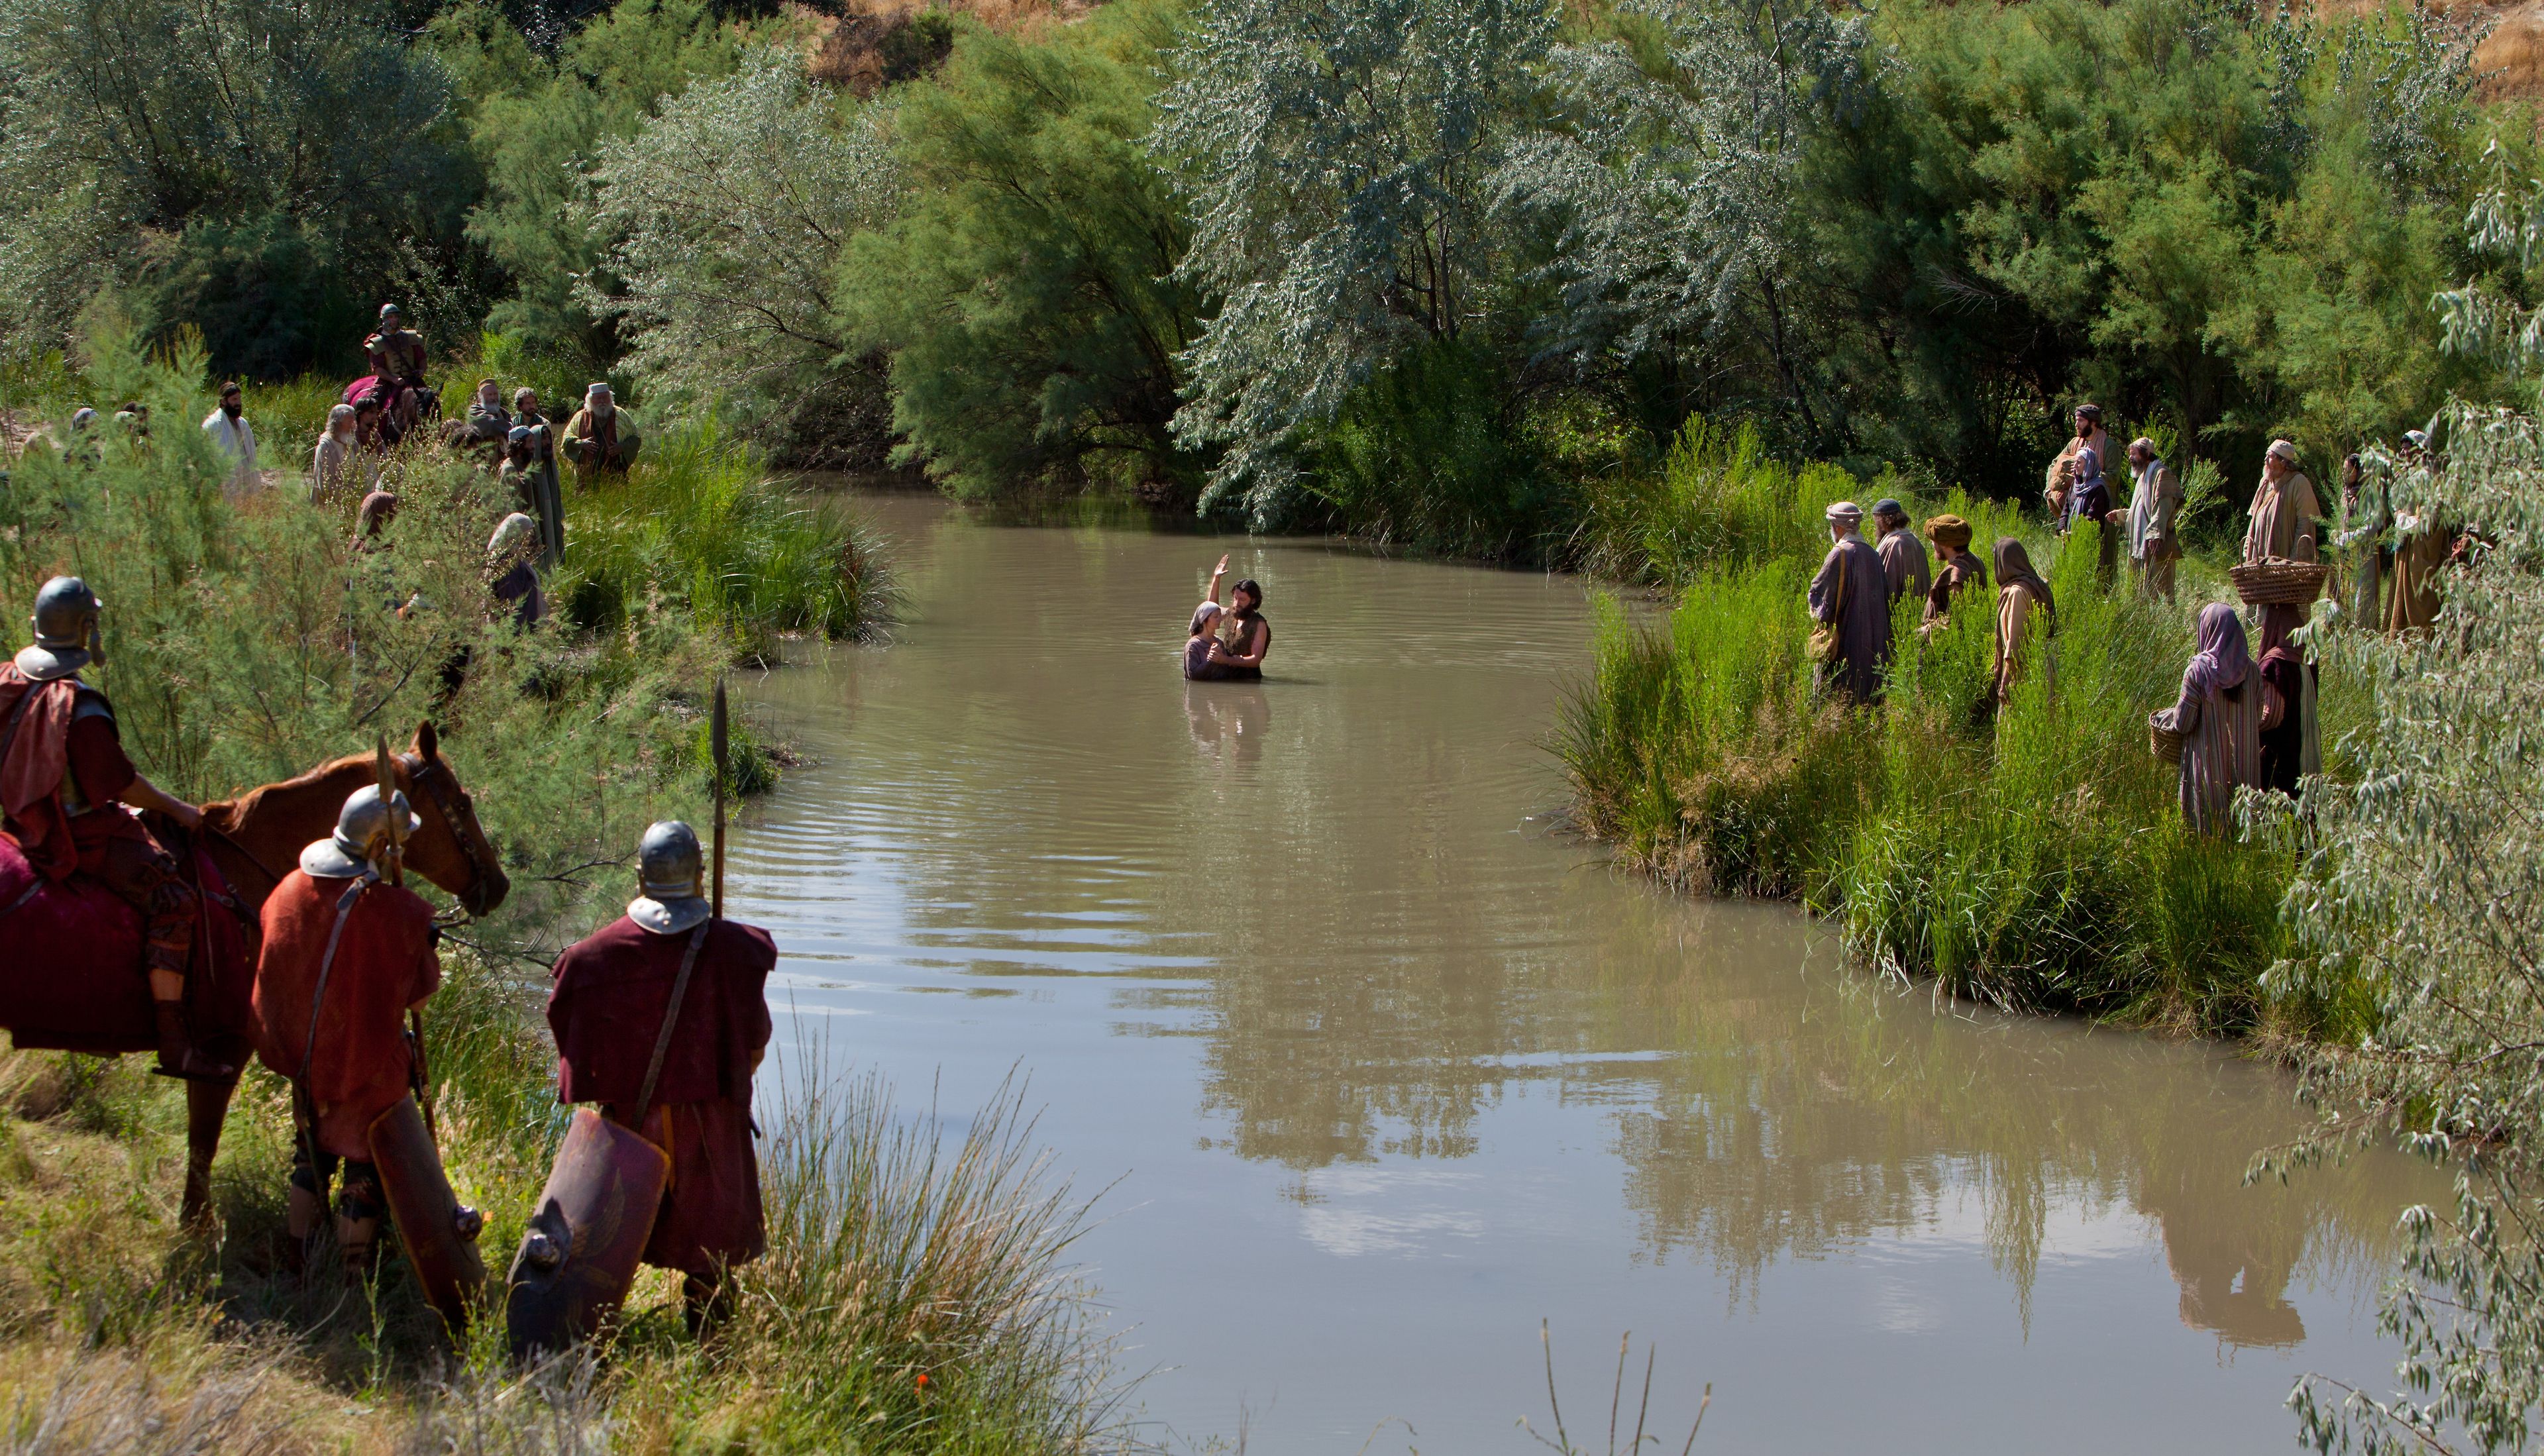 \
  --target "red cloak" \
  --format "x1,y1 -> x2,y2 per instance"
0,666 -> 135,882
252,869 -> 441,1158
548,915 -> 775,1276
